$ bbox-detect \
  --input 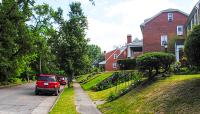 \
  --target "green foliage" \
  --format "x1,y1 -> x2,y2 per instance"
136,52 -> 175,79
185,25 -> 200,67
117,59 -> 136,70
87,44 -> 102,65
0,1 -> 100,84
53,2 -> 90,87
0,0 -> 37,81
